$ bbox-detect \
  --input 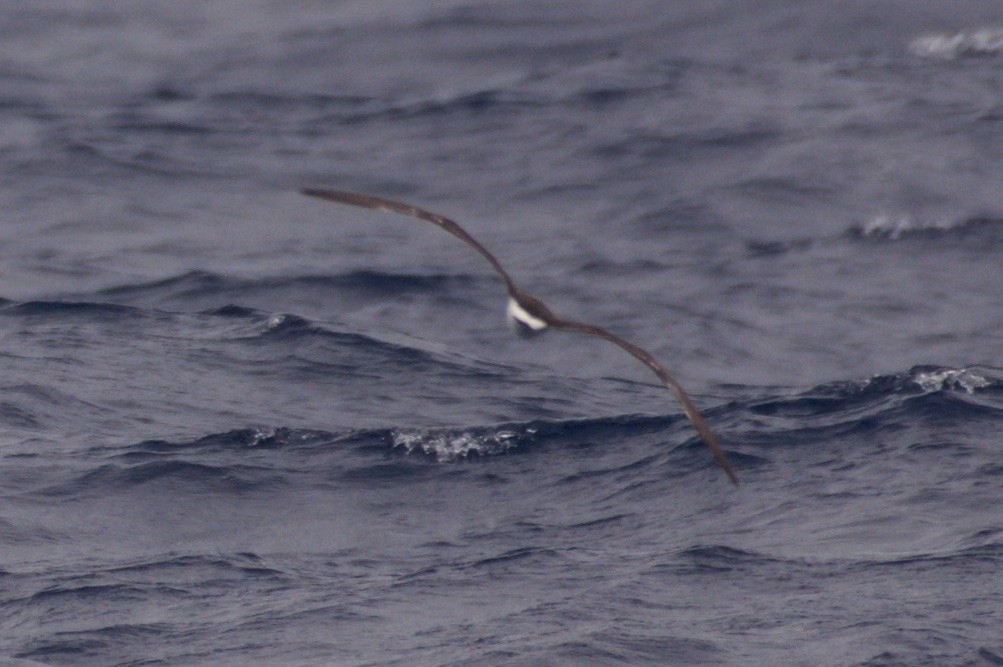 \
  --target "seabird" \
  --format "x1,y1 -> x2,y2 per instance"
301,187 -> 739,485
